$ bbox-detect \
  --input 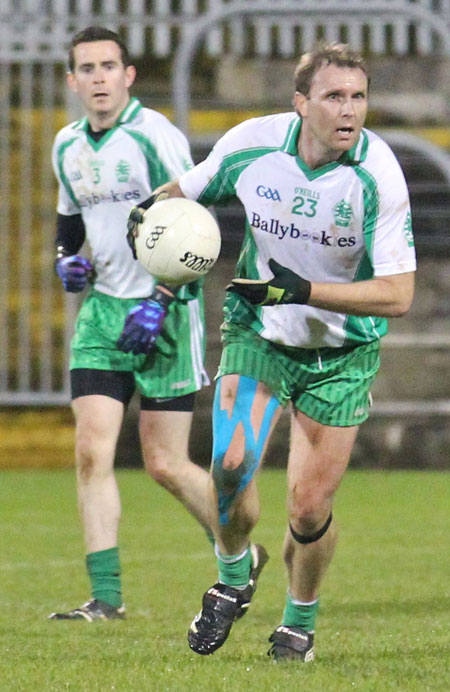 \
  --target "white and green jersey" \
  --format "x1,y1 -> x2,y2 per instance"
52,97 -> 193,299
179,113 -> 416,349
